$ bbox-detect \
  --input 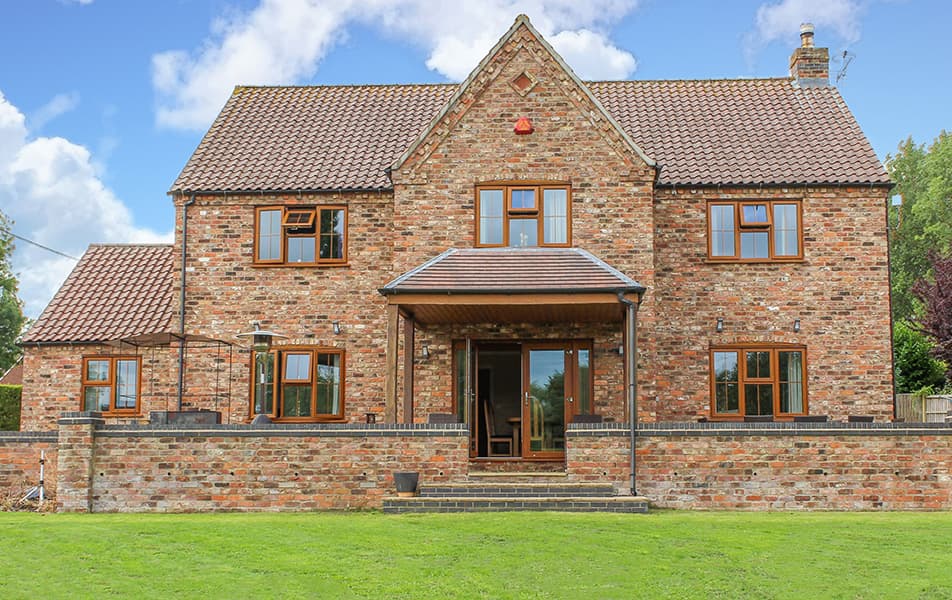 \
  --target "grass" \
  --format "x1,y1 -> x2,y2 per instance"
1,511 -> 951,599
